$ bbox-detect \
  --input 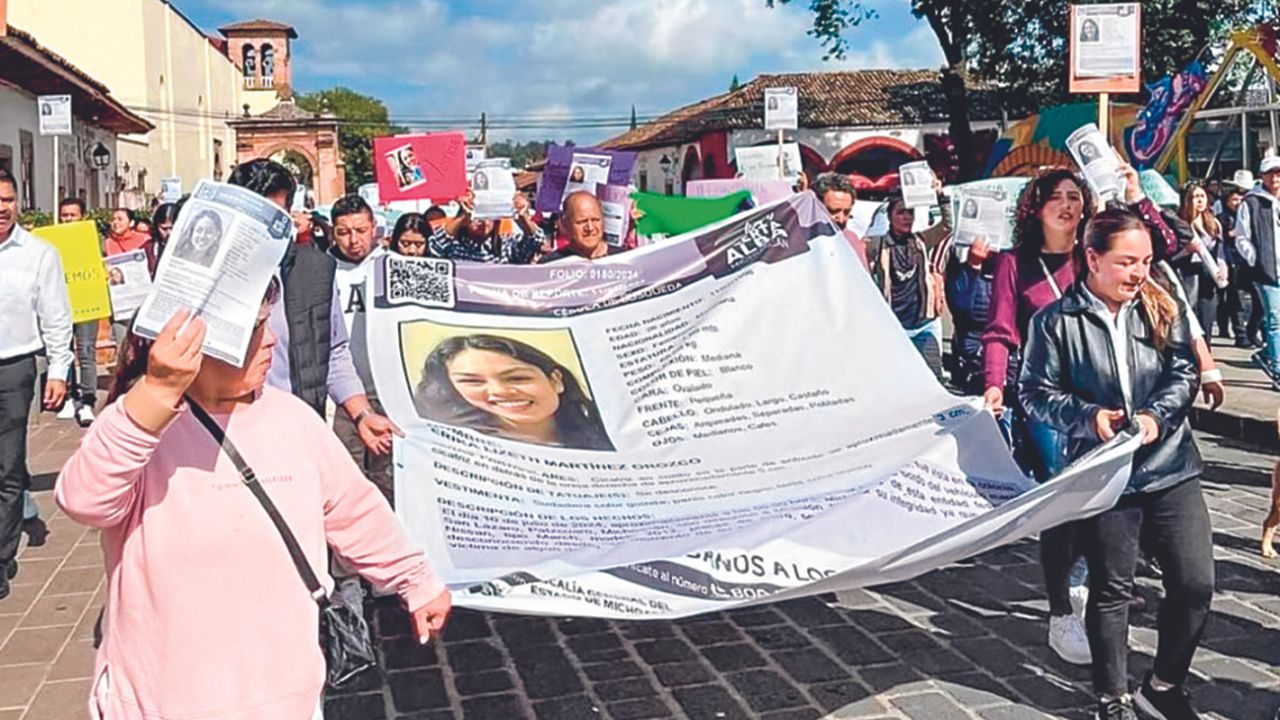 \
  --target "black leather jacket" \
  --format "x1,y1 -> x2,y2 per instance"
1017,283 -> 1201,494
